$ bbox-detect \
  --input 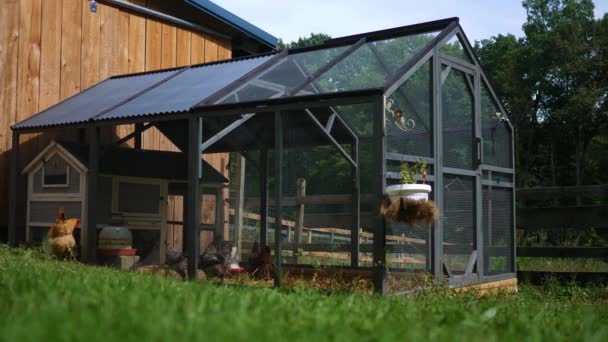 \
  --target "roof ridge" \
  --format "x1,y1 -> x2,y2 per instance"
110,52 -> 279,80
